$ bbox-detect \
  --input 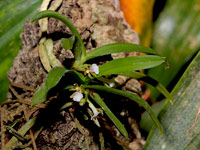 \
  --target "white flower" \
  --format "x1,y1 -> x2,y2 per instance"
109,82 -> 115,88
72,92 -> 83,102
90,64 -> 99,74
91,110 -> 100,120
89,102 -> 100,120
